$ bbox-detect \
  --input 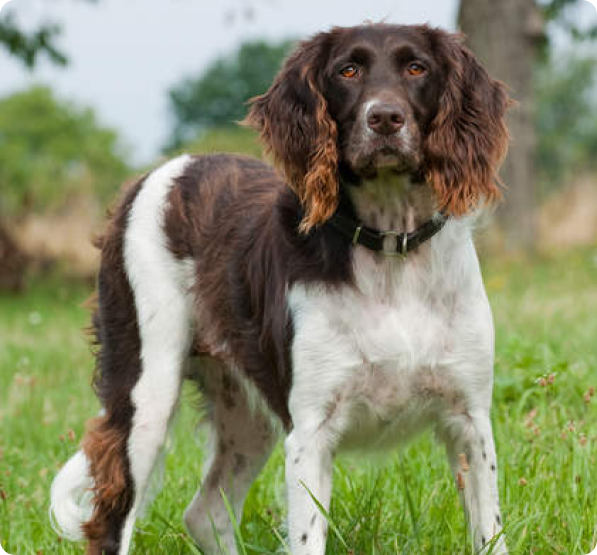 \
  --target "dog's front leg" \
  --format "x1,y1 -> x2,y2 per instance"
285,429 -> 334,555
439,410 -> 508,554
